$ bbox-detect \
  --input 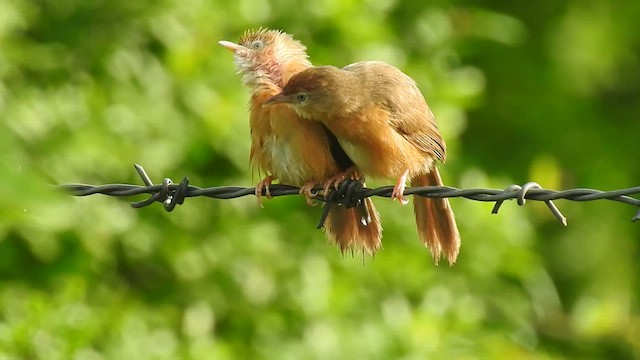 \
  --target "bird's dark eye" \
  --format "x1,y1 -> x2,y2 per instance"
296,93 -> 309,102
251,40 -> 264,49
